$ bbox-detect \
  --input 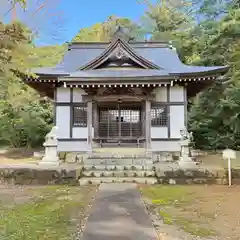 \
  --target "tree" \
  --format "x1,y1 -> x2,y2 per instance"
3,0 -> 66,44
32,44 -> 66,67
0,21 -> 63,148
187,3 -> 240,150
73,16 -> 144,42
140,0 -> 193,41
196,0 -> 237,20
